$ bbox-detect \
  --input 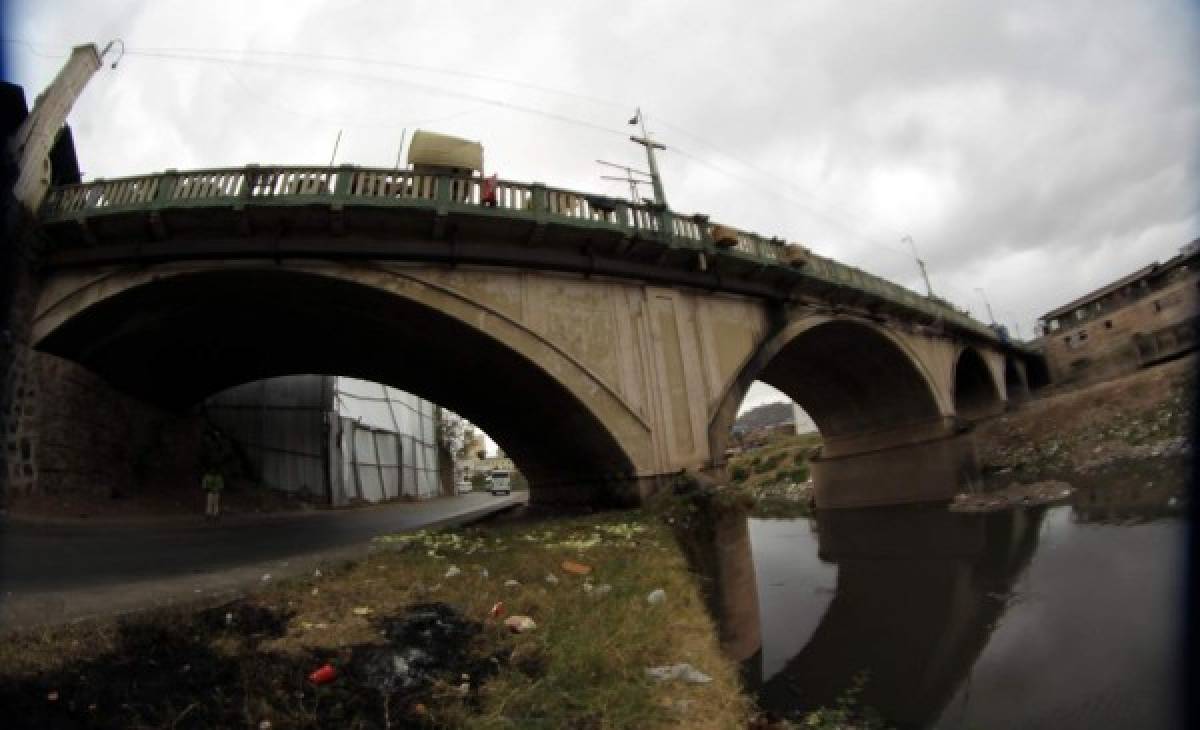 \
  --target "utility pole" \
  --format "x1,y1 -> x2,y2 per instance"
628,108 -> 668,206
596,159 -> 653,203
974,287 -> 997,324
902,235 -> 934,298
